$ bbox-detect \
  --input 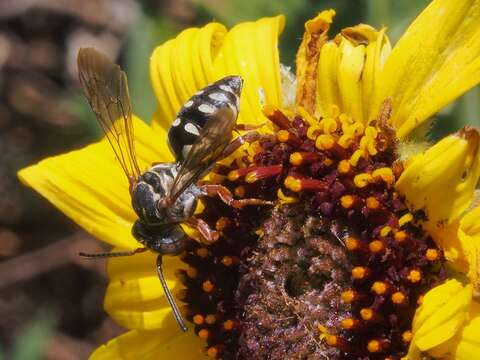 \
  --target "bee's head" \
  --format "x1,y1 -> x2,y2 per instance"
132,220 -> 188,255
